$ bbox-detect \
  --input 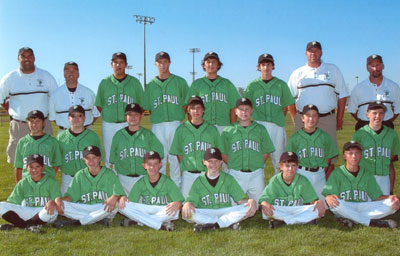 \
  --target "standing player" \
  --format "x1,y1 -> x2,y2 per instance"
14,110 -> 62,183
170,96 -> 221,198
259,152 -> 325,228
352,102 -> 400,195
182,148 -> 257,232
186,51 -> 240,134
57,105 -> 103,195
49,61 -> 100,134
244,54 -> 296,171
119,151 -> 184,231
286,104 -> 339,203
110,103 -> 164,195
323,141 -> 400,228
221,98 -> 275,201
0,47 -> 58,164
54,146 -> 126,226
0,154 -> 60,232
95,52 -> 144,167
143,52 -> 189,186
